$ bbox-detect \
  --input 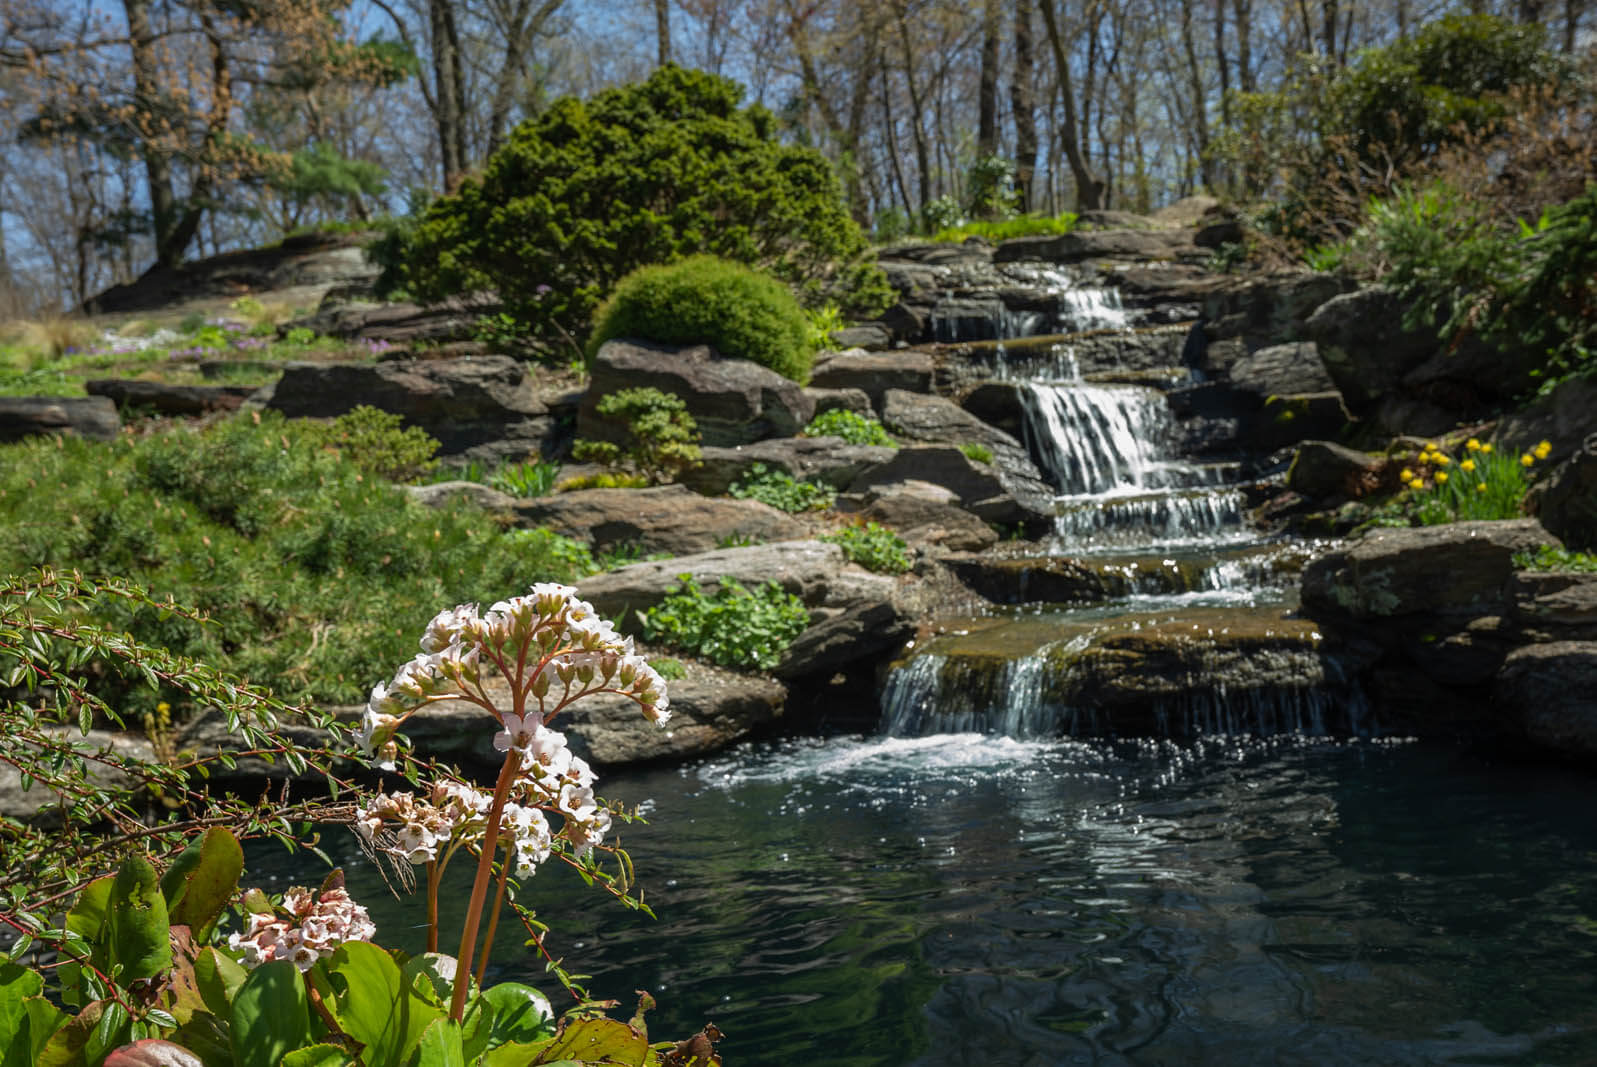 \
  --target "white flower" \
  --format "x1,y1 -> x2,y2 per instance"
227,882 -> 375,971
421,604 -> 478,653
493,711 -> 542,757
